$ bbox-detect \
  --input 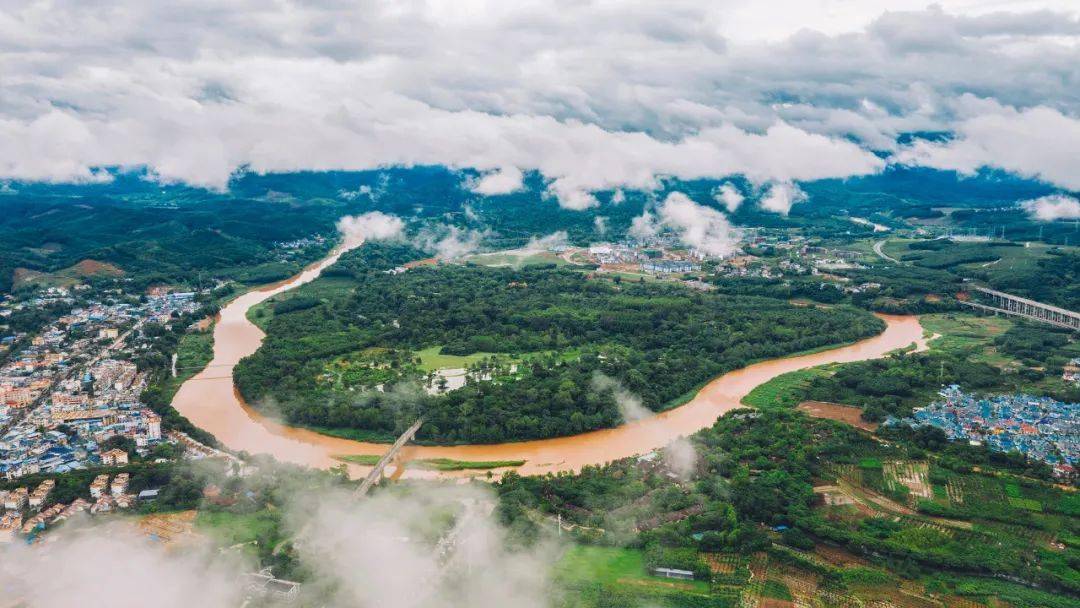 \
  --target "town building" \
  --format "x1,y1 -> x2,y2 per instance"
896,386 -> 1078,478
101,448 -> 129,466
28,479 -> 54,508
110,473 -> 129,496
89,474 -> 109,498
3,487 -> 27,511
0,512 -> 23,543
1064,358 -> 1080,385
